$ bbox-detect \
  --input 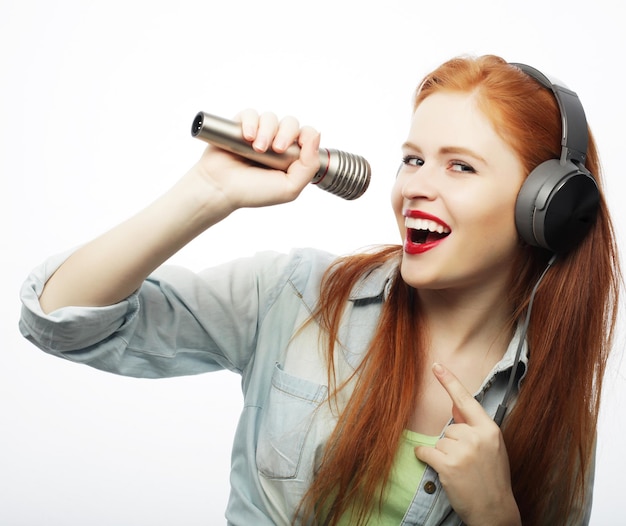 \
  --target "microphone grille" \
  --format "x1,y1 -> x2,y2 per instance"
315,149 -> 371,200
